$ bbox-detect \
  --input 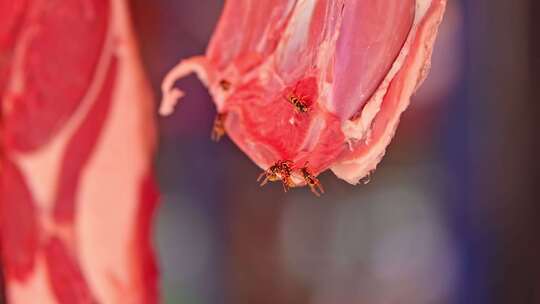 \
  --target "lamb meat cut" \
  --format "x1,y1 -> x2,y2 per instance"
161,0 -> 447,194
0,0 -> 158,303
